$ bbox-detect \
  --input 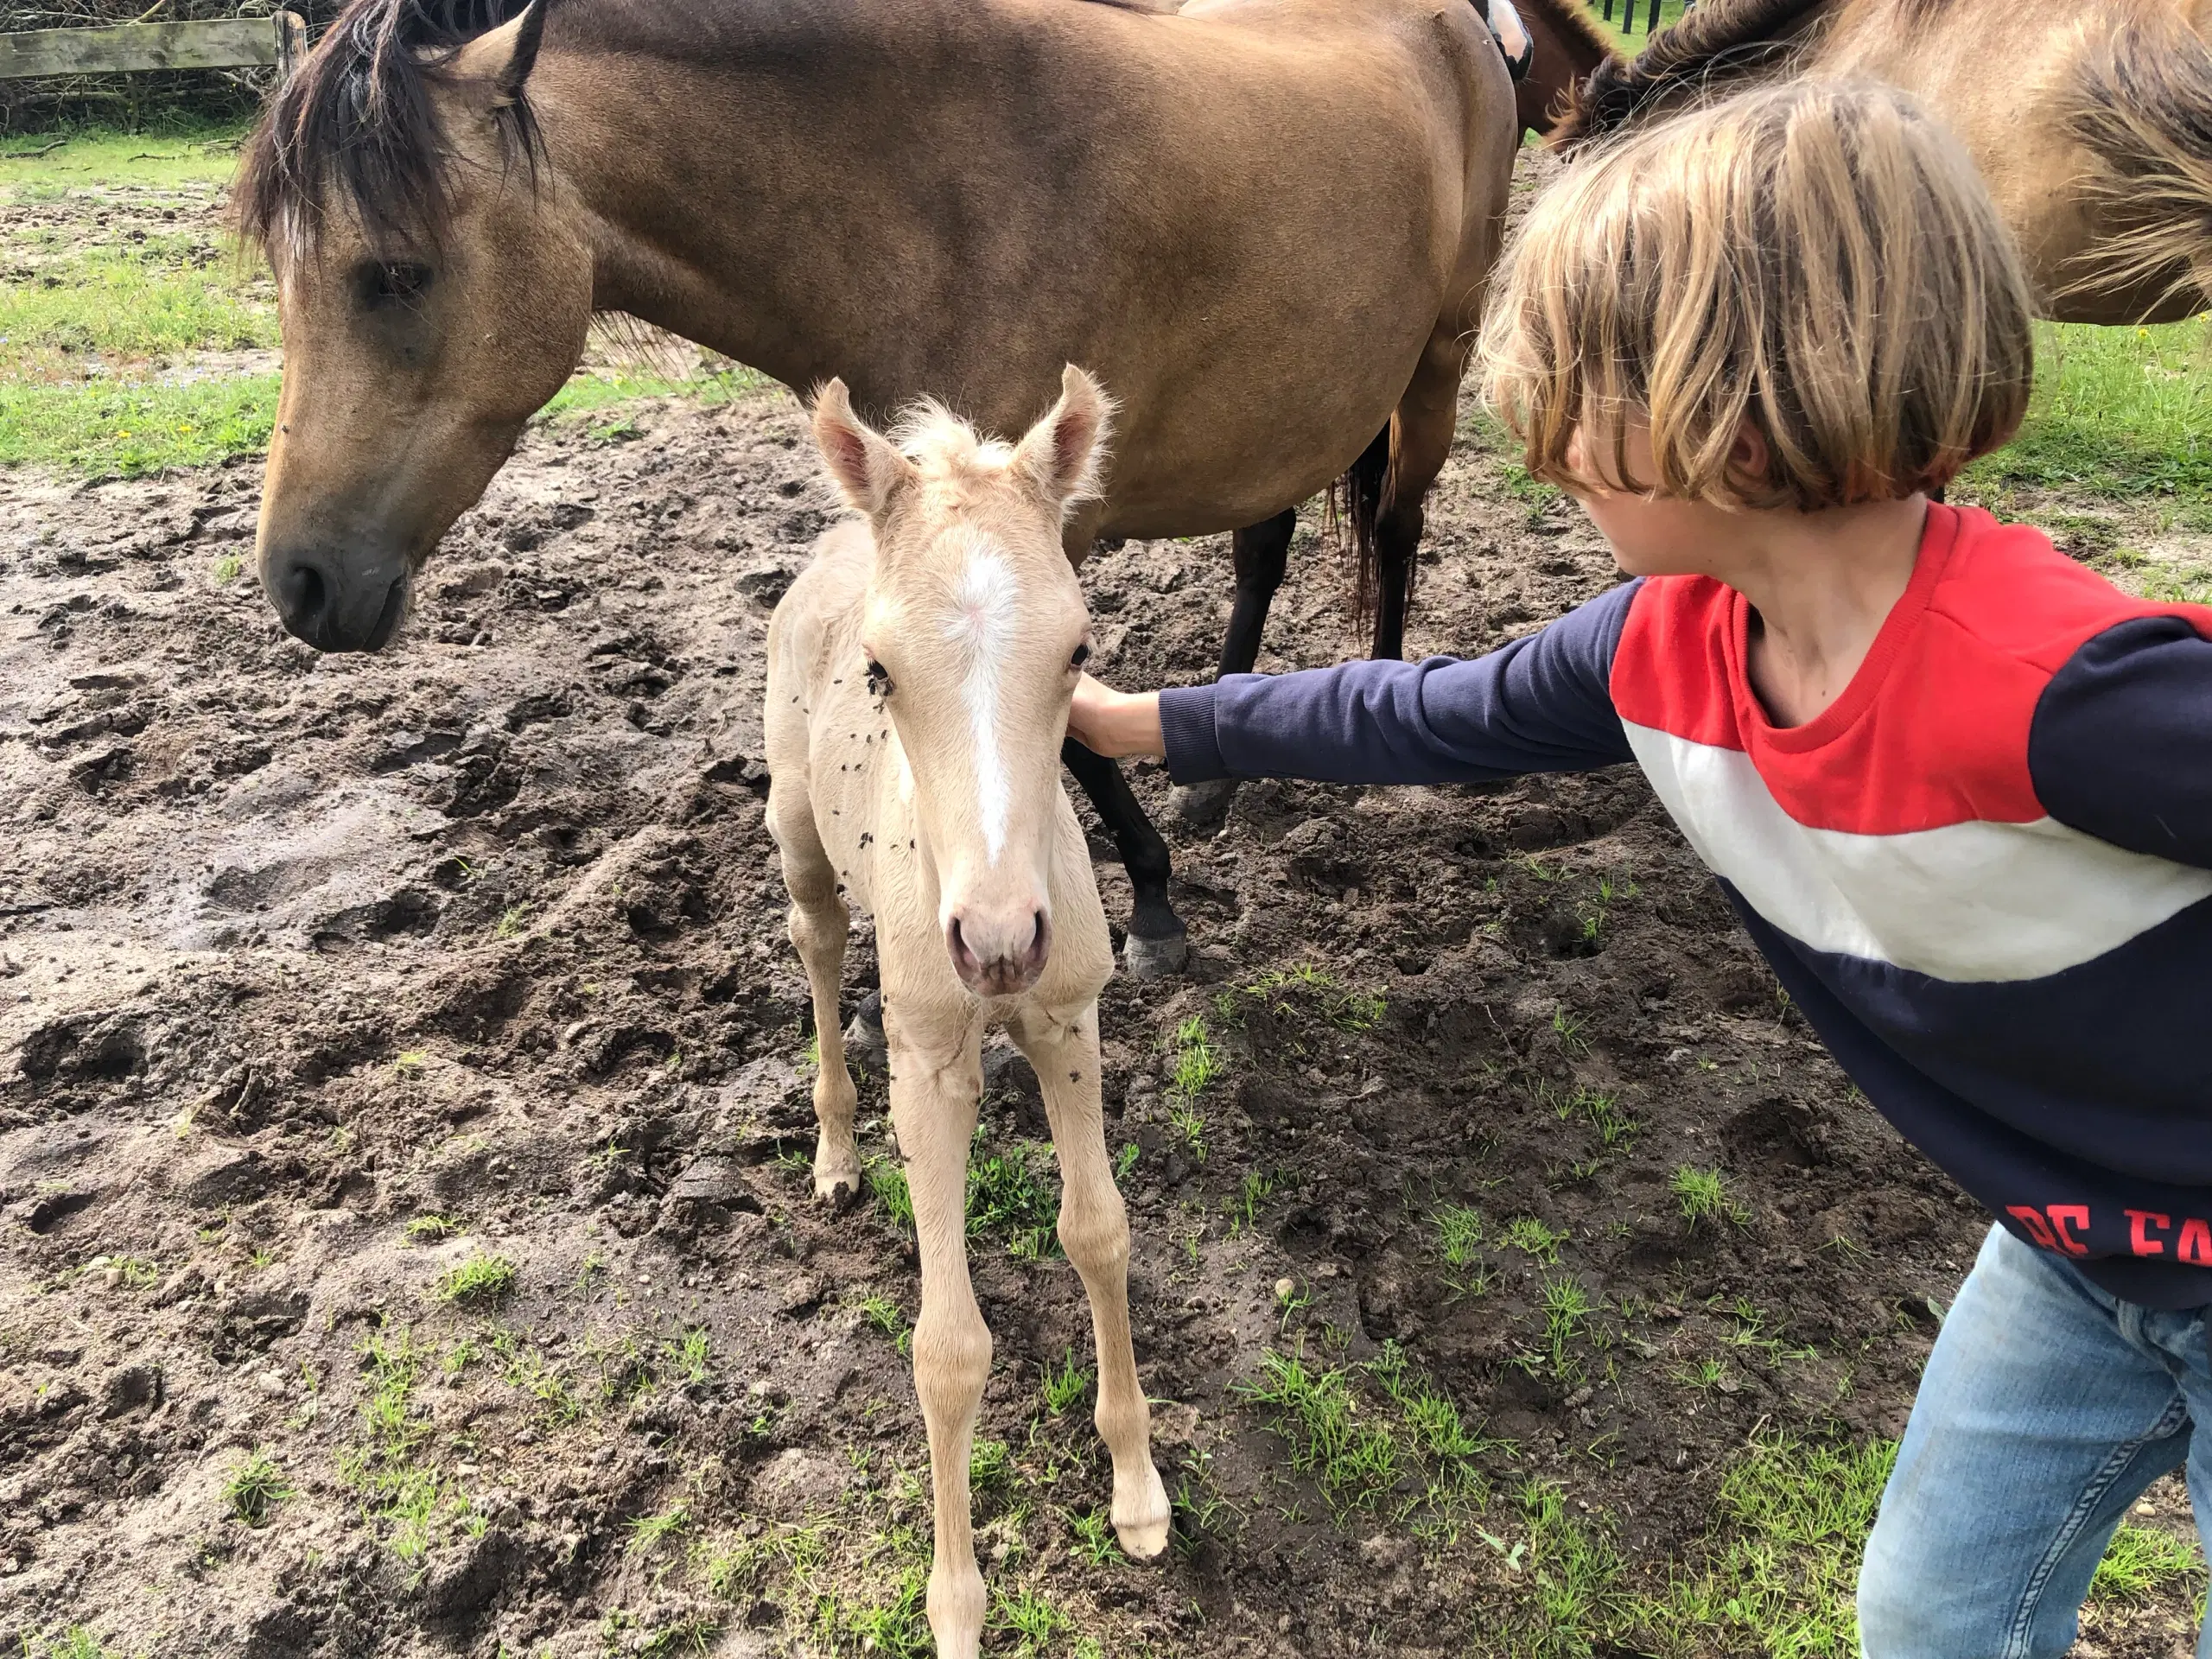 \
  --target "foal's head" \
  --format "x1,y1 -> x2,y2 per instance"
812,367 -> 1112,999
